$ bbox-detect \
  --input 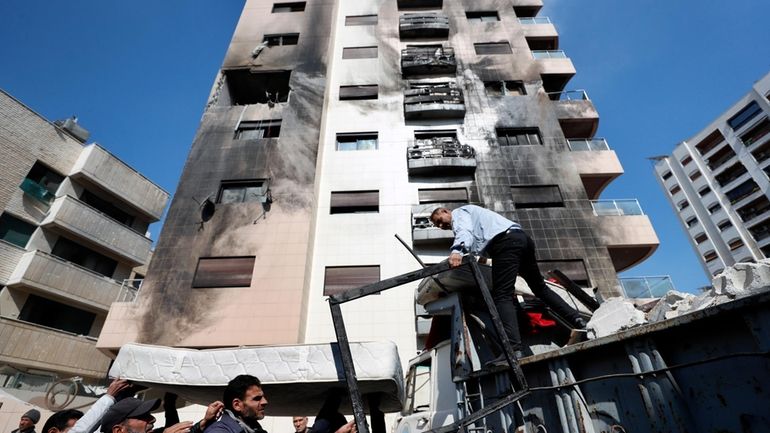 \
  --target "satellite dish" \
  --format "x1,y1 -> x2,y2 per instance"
201,199 -> 216,222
